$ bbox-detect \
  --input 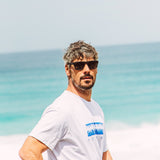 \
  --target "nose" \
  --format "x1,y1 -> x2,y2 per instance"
83,64 -> 90,74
